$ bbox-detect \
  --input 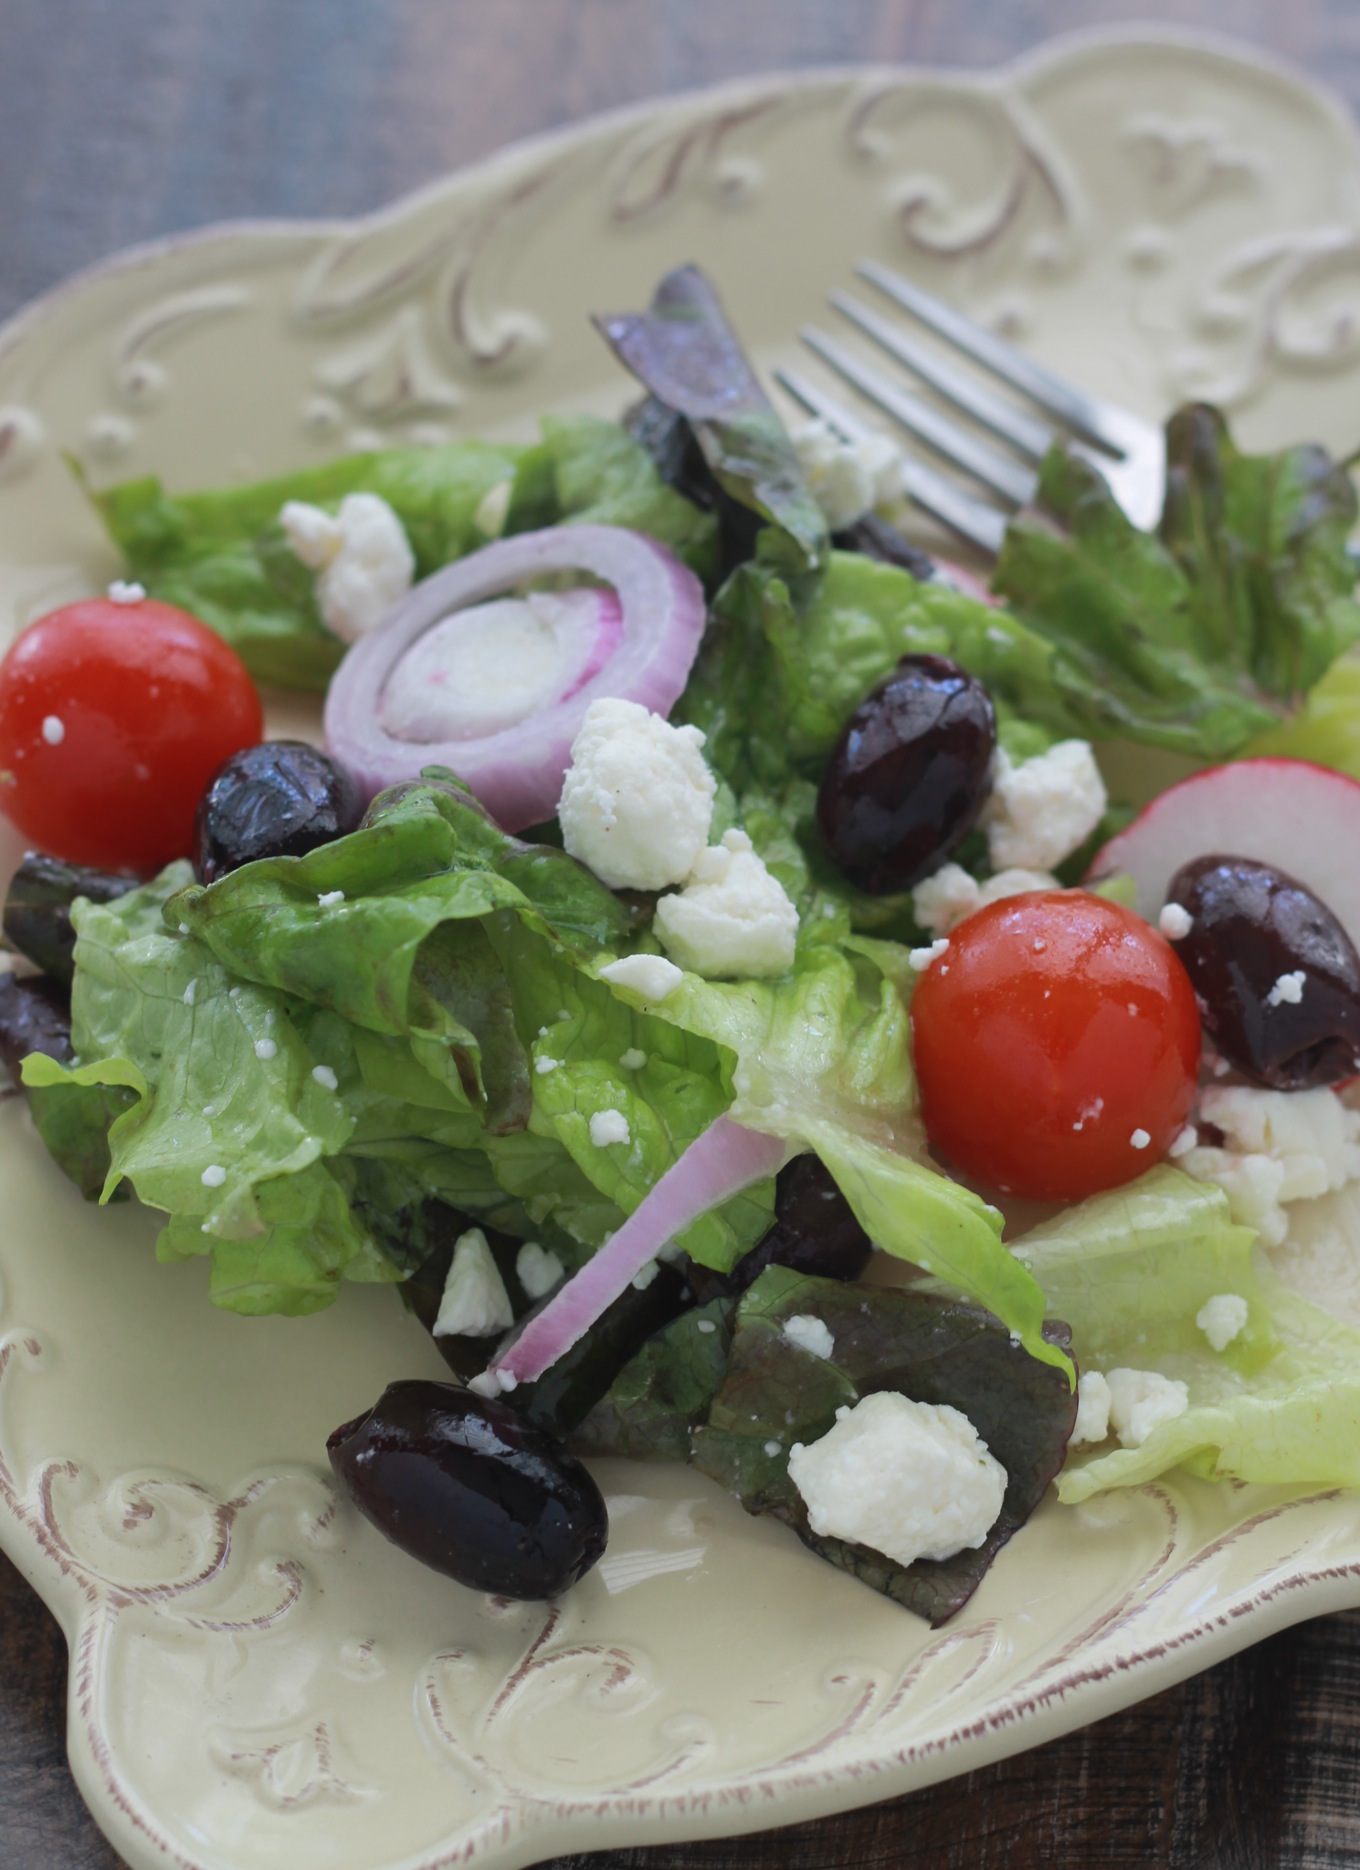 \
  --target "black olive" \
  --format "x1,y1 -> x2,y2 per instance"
0,974 -> 73,1083
685,1154 -> 873,1302
816,654 -> 996,894
3,854 -> 138,984
194,741 -> 362,884
1168,854 -> 1360,1089
327,1379 -> 608,1599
